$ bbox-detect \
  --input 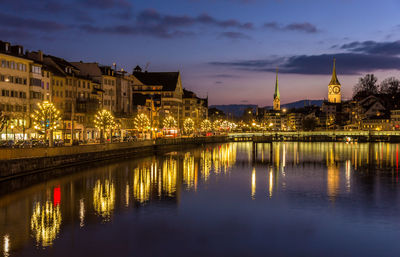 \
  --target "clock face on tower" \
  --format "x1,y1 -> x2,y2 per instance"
329,86 -> 332,94
333,86 -> 340,94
